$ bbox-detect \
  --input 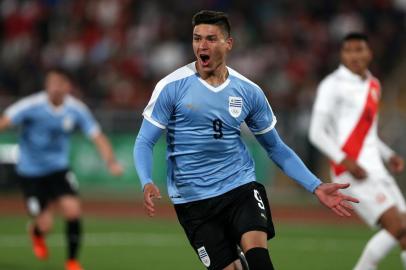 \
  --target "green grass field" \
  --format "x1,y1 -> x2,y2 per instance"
0,215 -> 402,270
